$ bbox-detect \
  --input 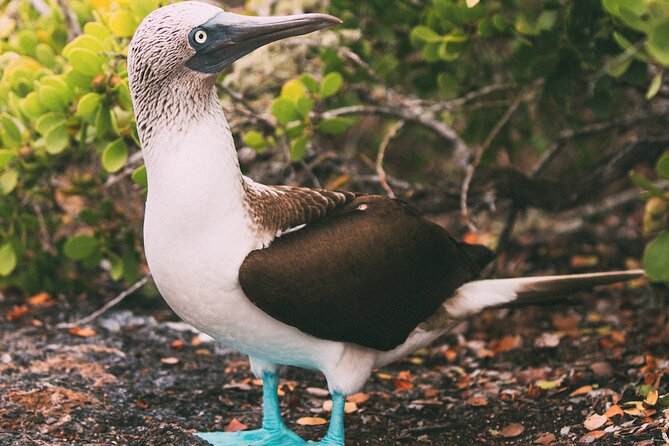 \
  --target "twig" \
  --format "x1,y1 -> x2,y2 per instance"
460,90 -> 527,231
376,120 -> 405,198
55,0 -> 81,40
32,203 -> 56,256
322,104 -> 471,166
55,274 -> 151,329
